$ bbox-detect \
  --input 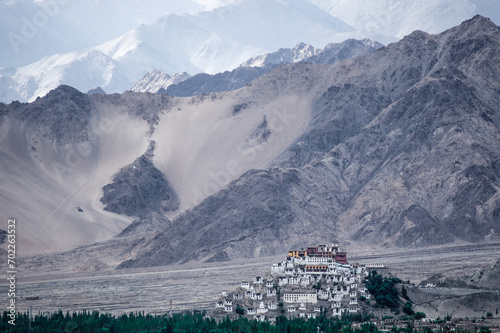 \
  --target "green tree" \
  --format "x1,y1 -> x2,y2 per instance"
366,271 -> 401,309
402,285 -> 410,301
403,302 -> 414,316
235,305 -> 245,315
414,312 -> 426,320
